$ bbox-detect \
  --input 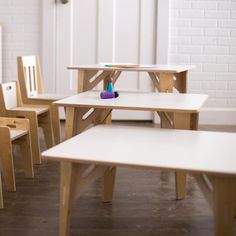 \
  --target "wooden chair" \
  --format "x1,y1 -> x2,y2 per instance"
0,81 -> 53,165
17,55 -> 69,144
0,117 -> 34,192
